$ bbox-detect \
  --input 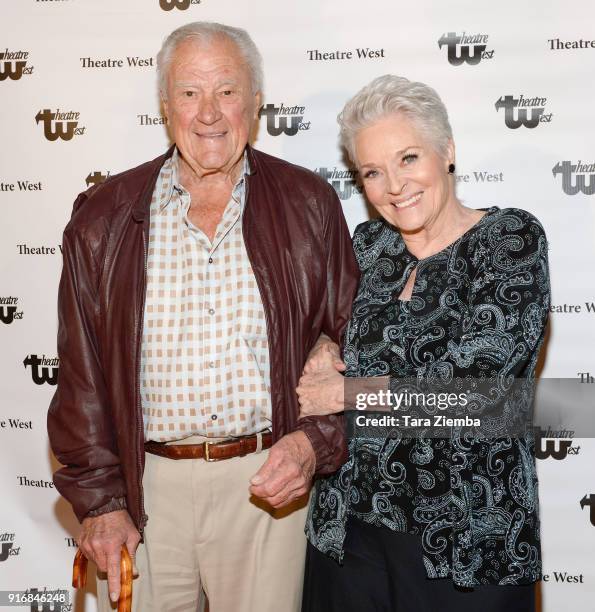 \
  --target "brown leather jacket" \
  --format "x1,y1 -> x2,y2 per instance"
47,145 -> 359,535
